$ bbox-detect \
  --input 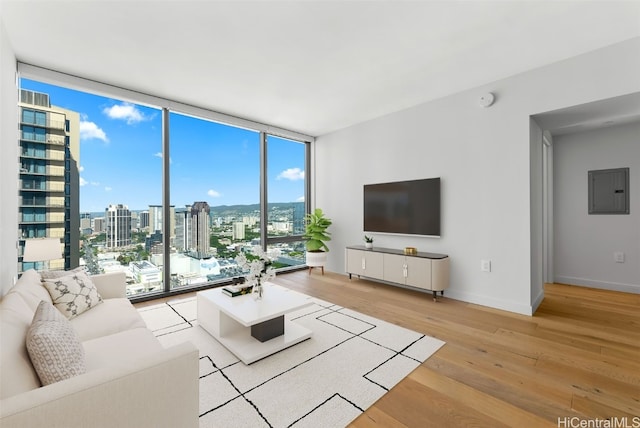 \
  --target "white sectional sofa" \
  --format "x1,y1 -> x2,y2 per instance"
0,269 -> 199,428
